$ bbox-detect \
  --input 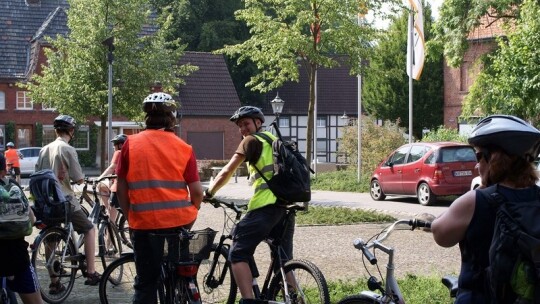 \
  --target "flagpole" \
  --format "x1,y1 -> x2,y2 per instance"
408,9 -> 414,144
